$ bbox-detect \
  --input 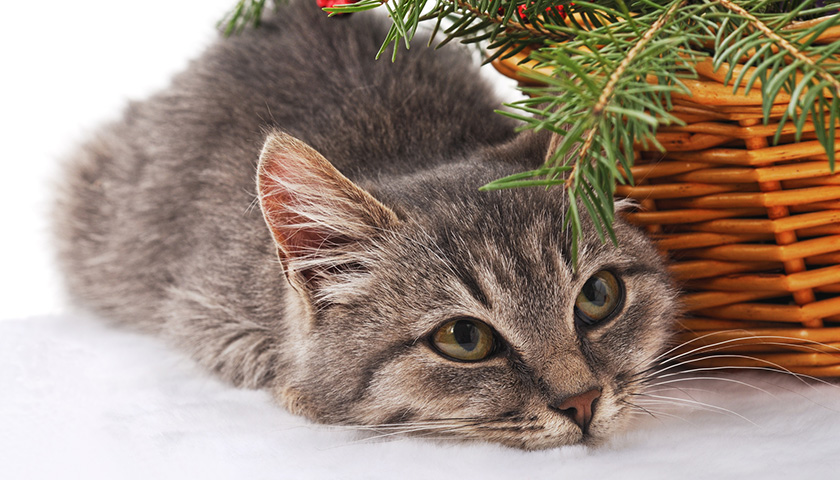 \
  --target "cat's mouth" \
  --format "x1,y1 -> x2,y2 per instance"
500,393 -> 630,449
491,422 -> 605,450
464,409 -> 612,450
